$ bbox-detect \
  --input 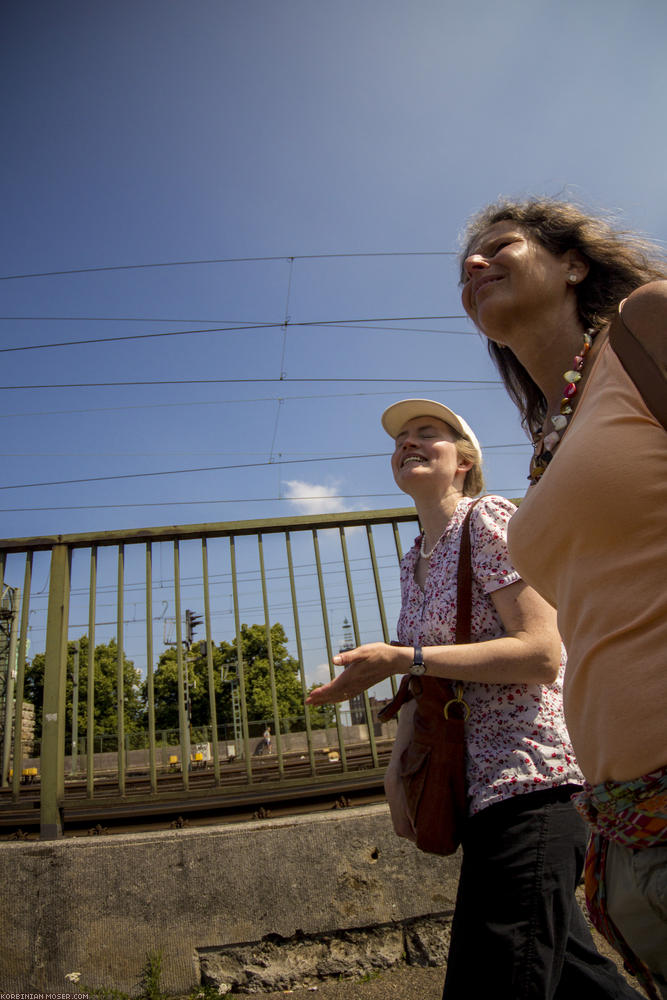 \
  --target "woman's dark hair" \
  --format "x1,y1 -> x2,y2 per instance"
459,197 -> 667,437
